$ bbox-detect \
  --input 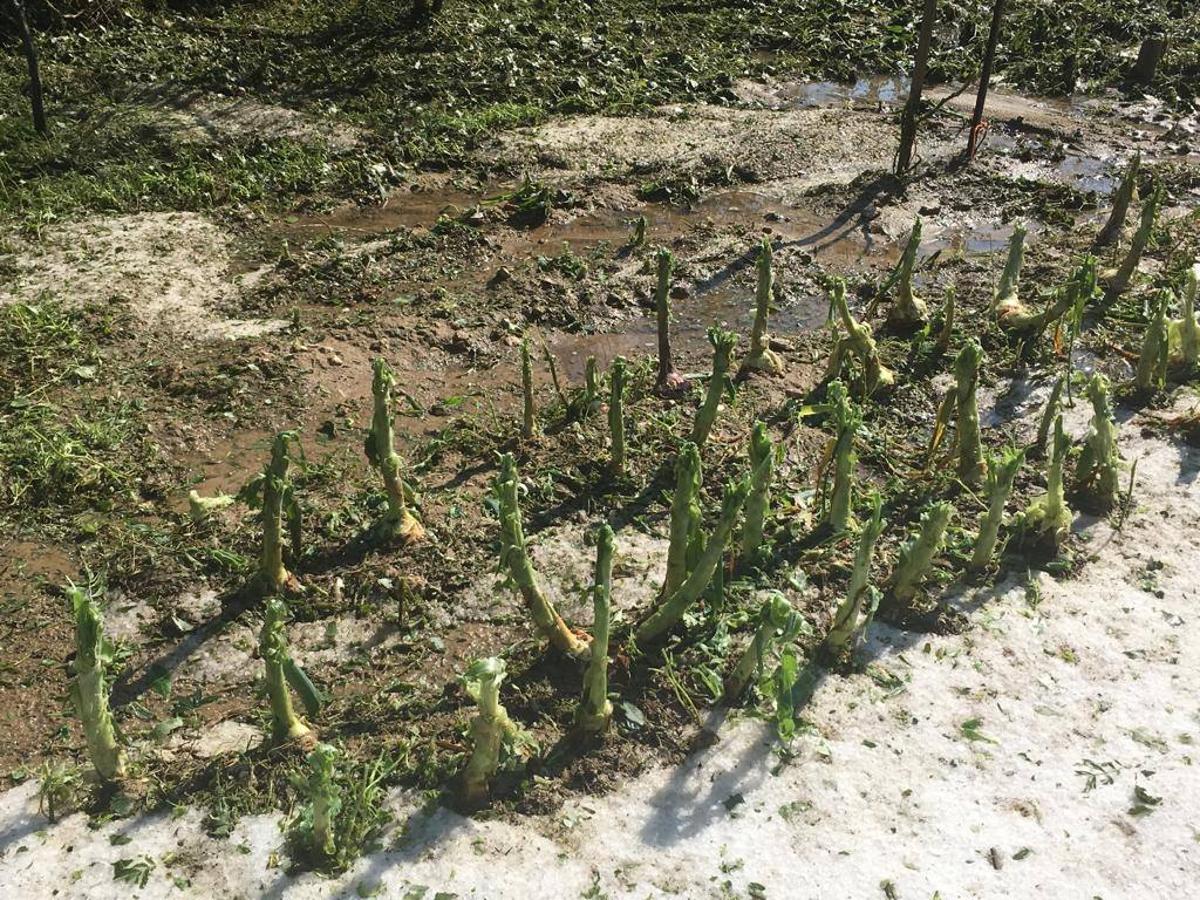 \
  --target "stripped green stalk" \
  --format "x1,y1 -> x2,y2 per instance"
302,744 -> 341,860
992,223 -> 1027,321
723,593 -> 805,701
1135,289 -> 1170,392
663,443 -> 702,598
540,340 -> 569,408
825,380 -> 860,532
576,525 -> 614,734
1169,262 -> 1200,372
888,501 -> 954,606
244,431 -> 304,594
824,279 -> 895,395
1075,373 -> 1121,512
935,285 -> 955,354
608,356 -> 628,474
261,597 -> 314,744
1032,375 -> 1065,456
68,585 -> 126,780
739,422 -> 774,564
823,492 -> 886,657
737,238 -> 783,377
692,327 -> 737,447
571,355 -> 601,420
520,338 -> 539,439
887,217 -> 929,330
969,447 -> 1025,572
630,215 -> 647,247
367,358 -> 425,543
654,248 -> 688,392
1103,183 -> 1162,305
636,473 -> 754,645
495,454 -> 590,657
1020,414 -> 1072,554
1094,152 -> 1140,248
459,658 -> 521,807
952,340 -> 985,484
